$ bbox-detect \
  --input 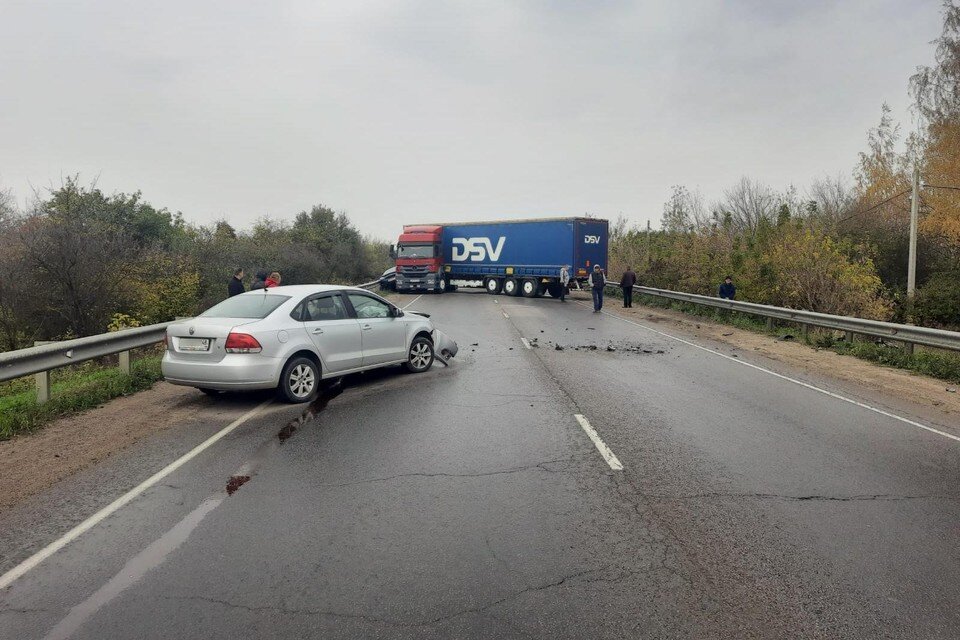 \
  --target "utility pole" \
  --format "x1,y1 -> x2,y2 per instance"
646,219 -> 651,267
907,164 -> 920,299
